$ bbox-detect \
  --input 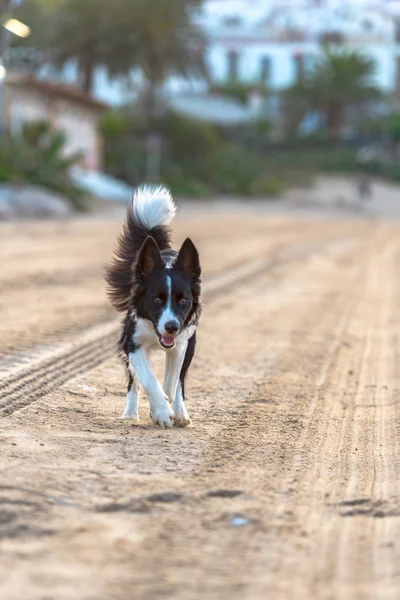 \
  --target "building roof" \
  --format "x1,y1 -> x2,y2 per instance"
168,94 -> 258,124
6,75 -> 109,111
